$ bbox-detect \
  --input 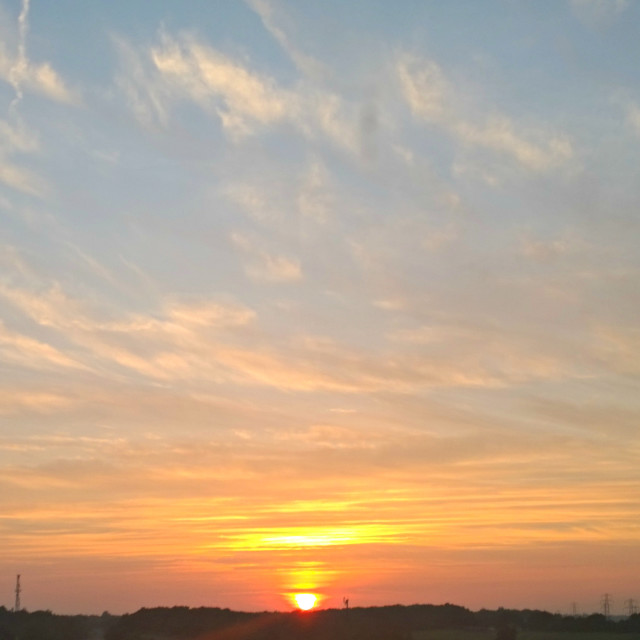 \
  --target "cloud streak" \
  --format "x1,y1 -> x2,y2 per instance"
398,55 -> 573,171
115,30 -> 360,153
0,0 -> 77,108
